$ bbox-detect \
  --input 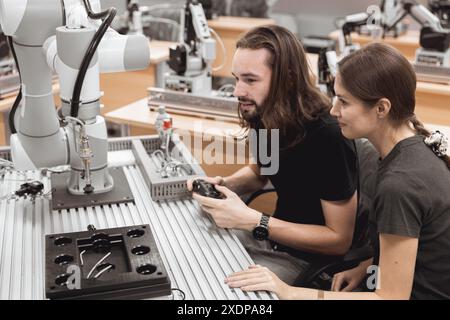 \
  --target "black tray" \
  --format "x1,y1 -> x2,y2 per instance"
45,225 -> 171,300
